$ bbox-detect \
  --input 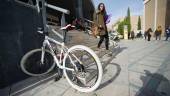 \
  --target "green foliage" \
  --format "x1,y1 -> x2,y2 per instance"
117,21 -> 124,35
117,7 -> 131,35
125,7 -> 131,32
137,16 -> 141,30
